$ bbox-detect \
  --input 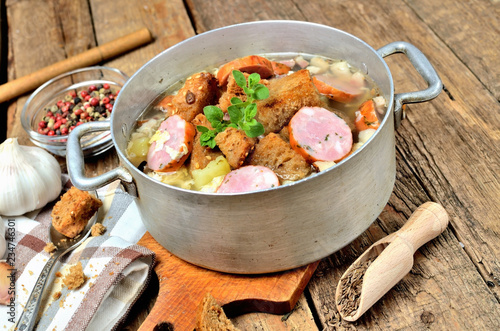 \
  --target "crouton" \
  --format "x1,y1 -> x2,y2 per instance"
162,72 -> 218,122
218,71 -> 269,112
215,127 -> 257,169
279,126 -> 290,142
51,187 -> 102,238
248,133 -> 311,181
256,69 -> 324,134
189,114 -> 223,172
